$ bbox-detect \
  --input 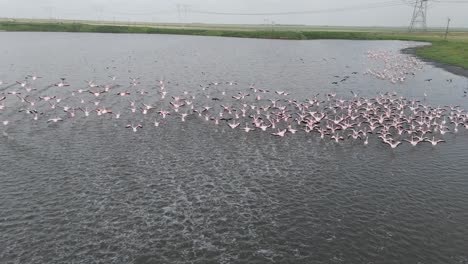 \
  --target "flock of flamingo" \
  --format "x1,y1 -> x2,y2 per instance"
0,68 -> 466,149
365,50 -> 424,84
